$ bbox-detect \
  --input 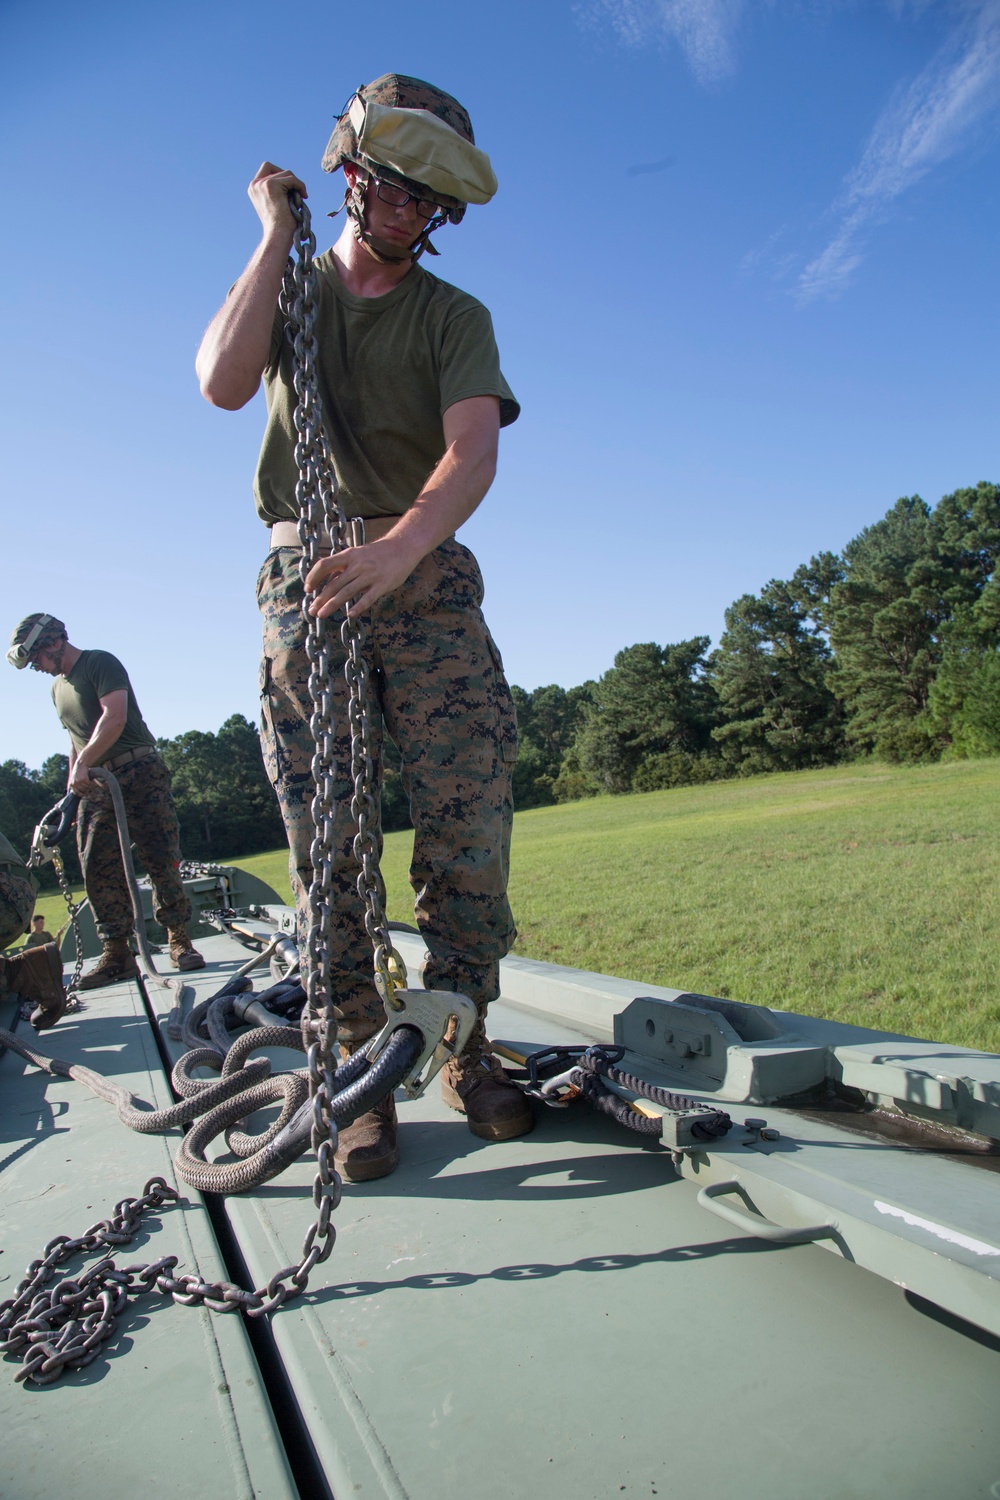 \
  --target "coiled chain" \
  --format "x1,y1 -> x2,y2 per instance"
0,1178 -> 180,1385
